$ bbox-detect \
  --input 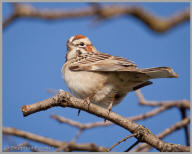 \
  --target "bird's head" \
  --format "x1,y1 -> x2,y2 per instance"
65,34 -> 97,61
